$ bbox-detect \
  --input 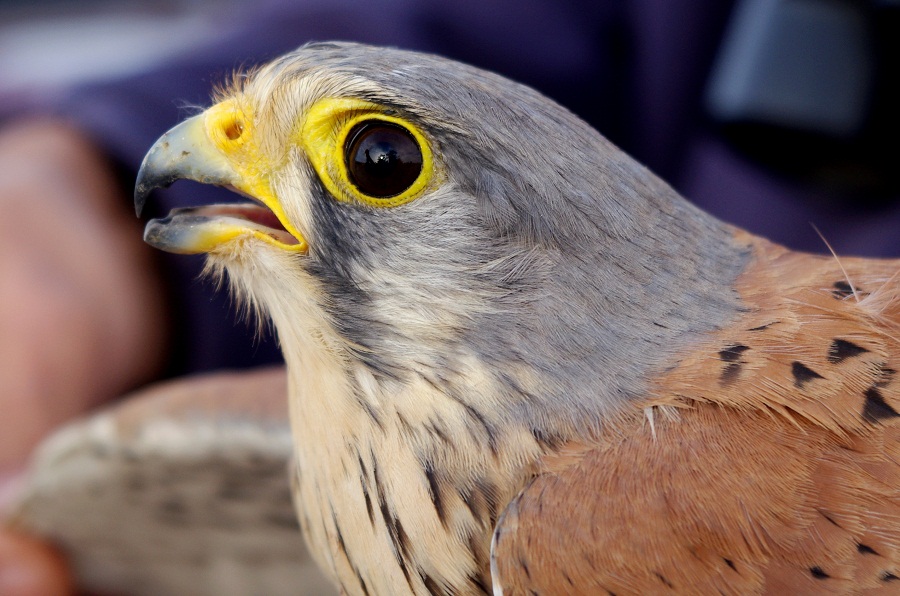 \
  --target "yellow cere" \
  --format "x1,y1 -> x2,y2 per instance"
299,97 -> 437,208
204,99 -> 308,252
